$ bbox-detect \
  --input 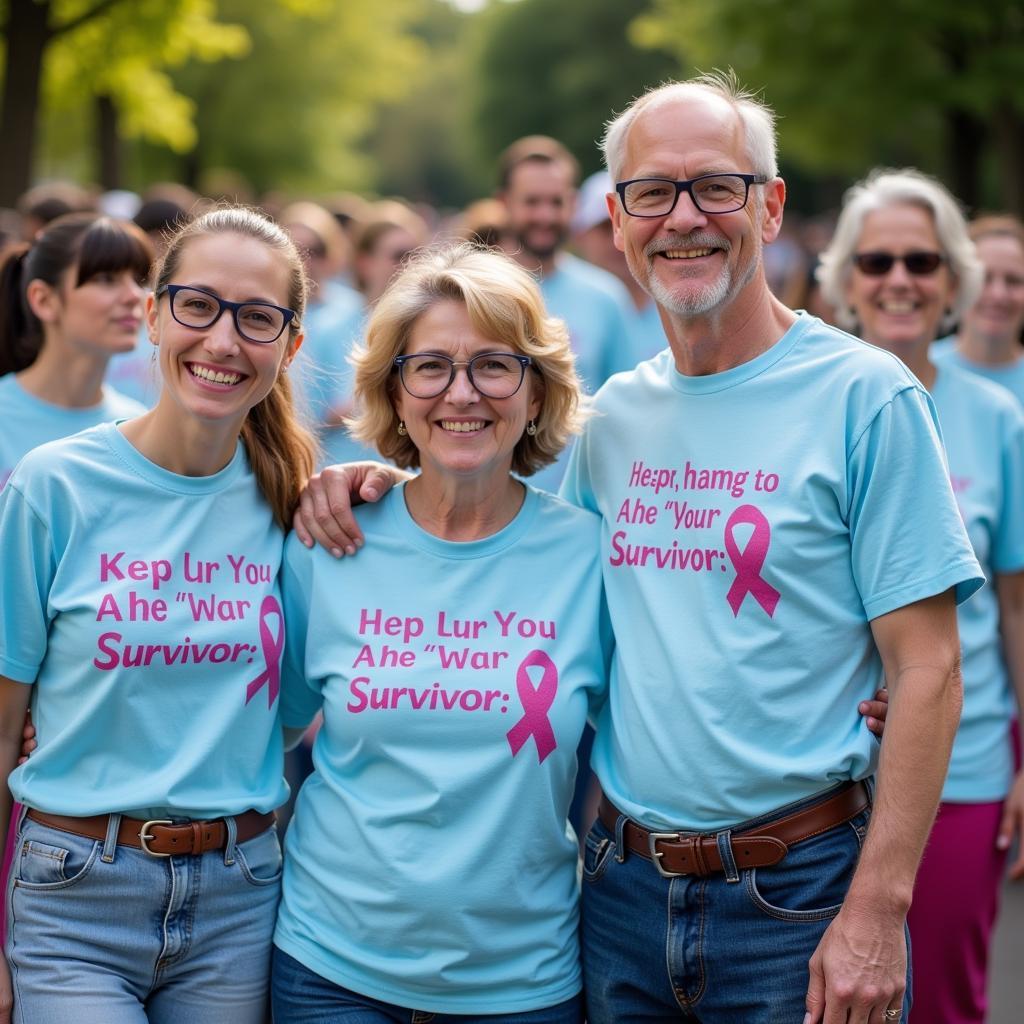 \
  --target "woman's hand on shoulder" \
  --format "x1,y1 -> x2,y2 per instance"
292,462 -> 409,557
